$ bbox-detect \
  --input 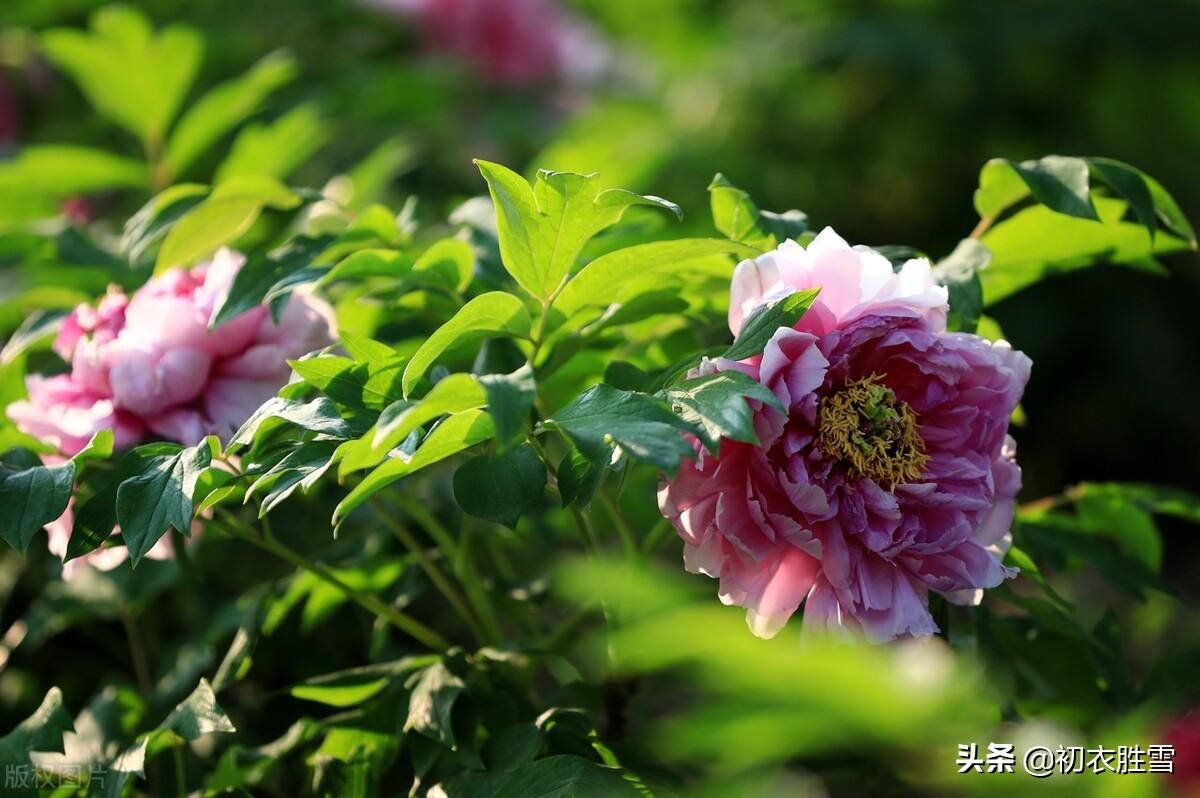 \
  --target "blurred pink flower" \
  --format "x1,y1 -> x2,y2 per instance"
8,248 -> 336,456
365,0 -> 608,86
659,228 -> 1030,642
